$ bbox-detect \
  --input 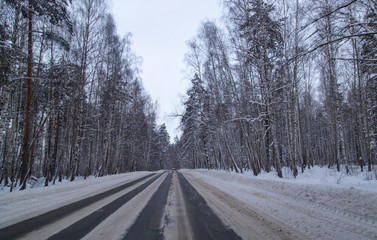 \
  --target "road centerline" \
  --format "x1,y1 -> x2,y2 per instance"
123,172 -> 173,240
